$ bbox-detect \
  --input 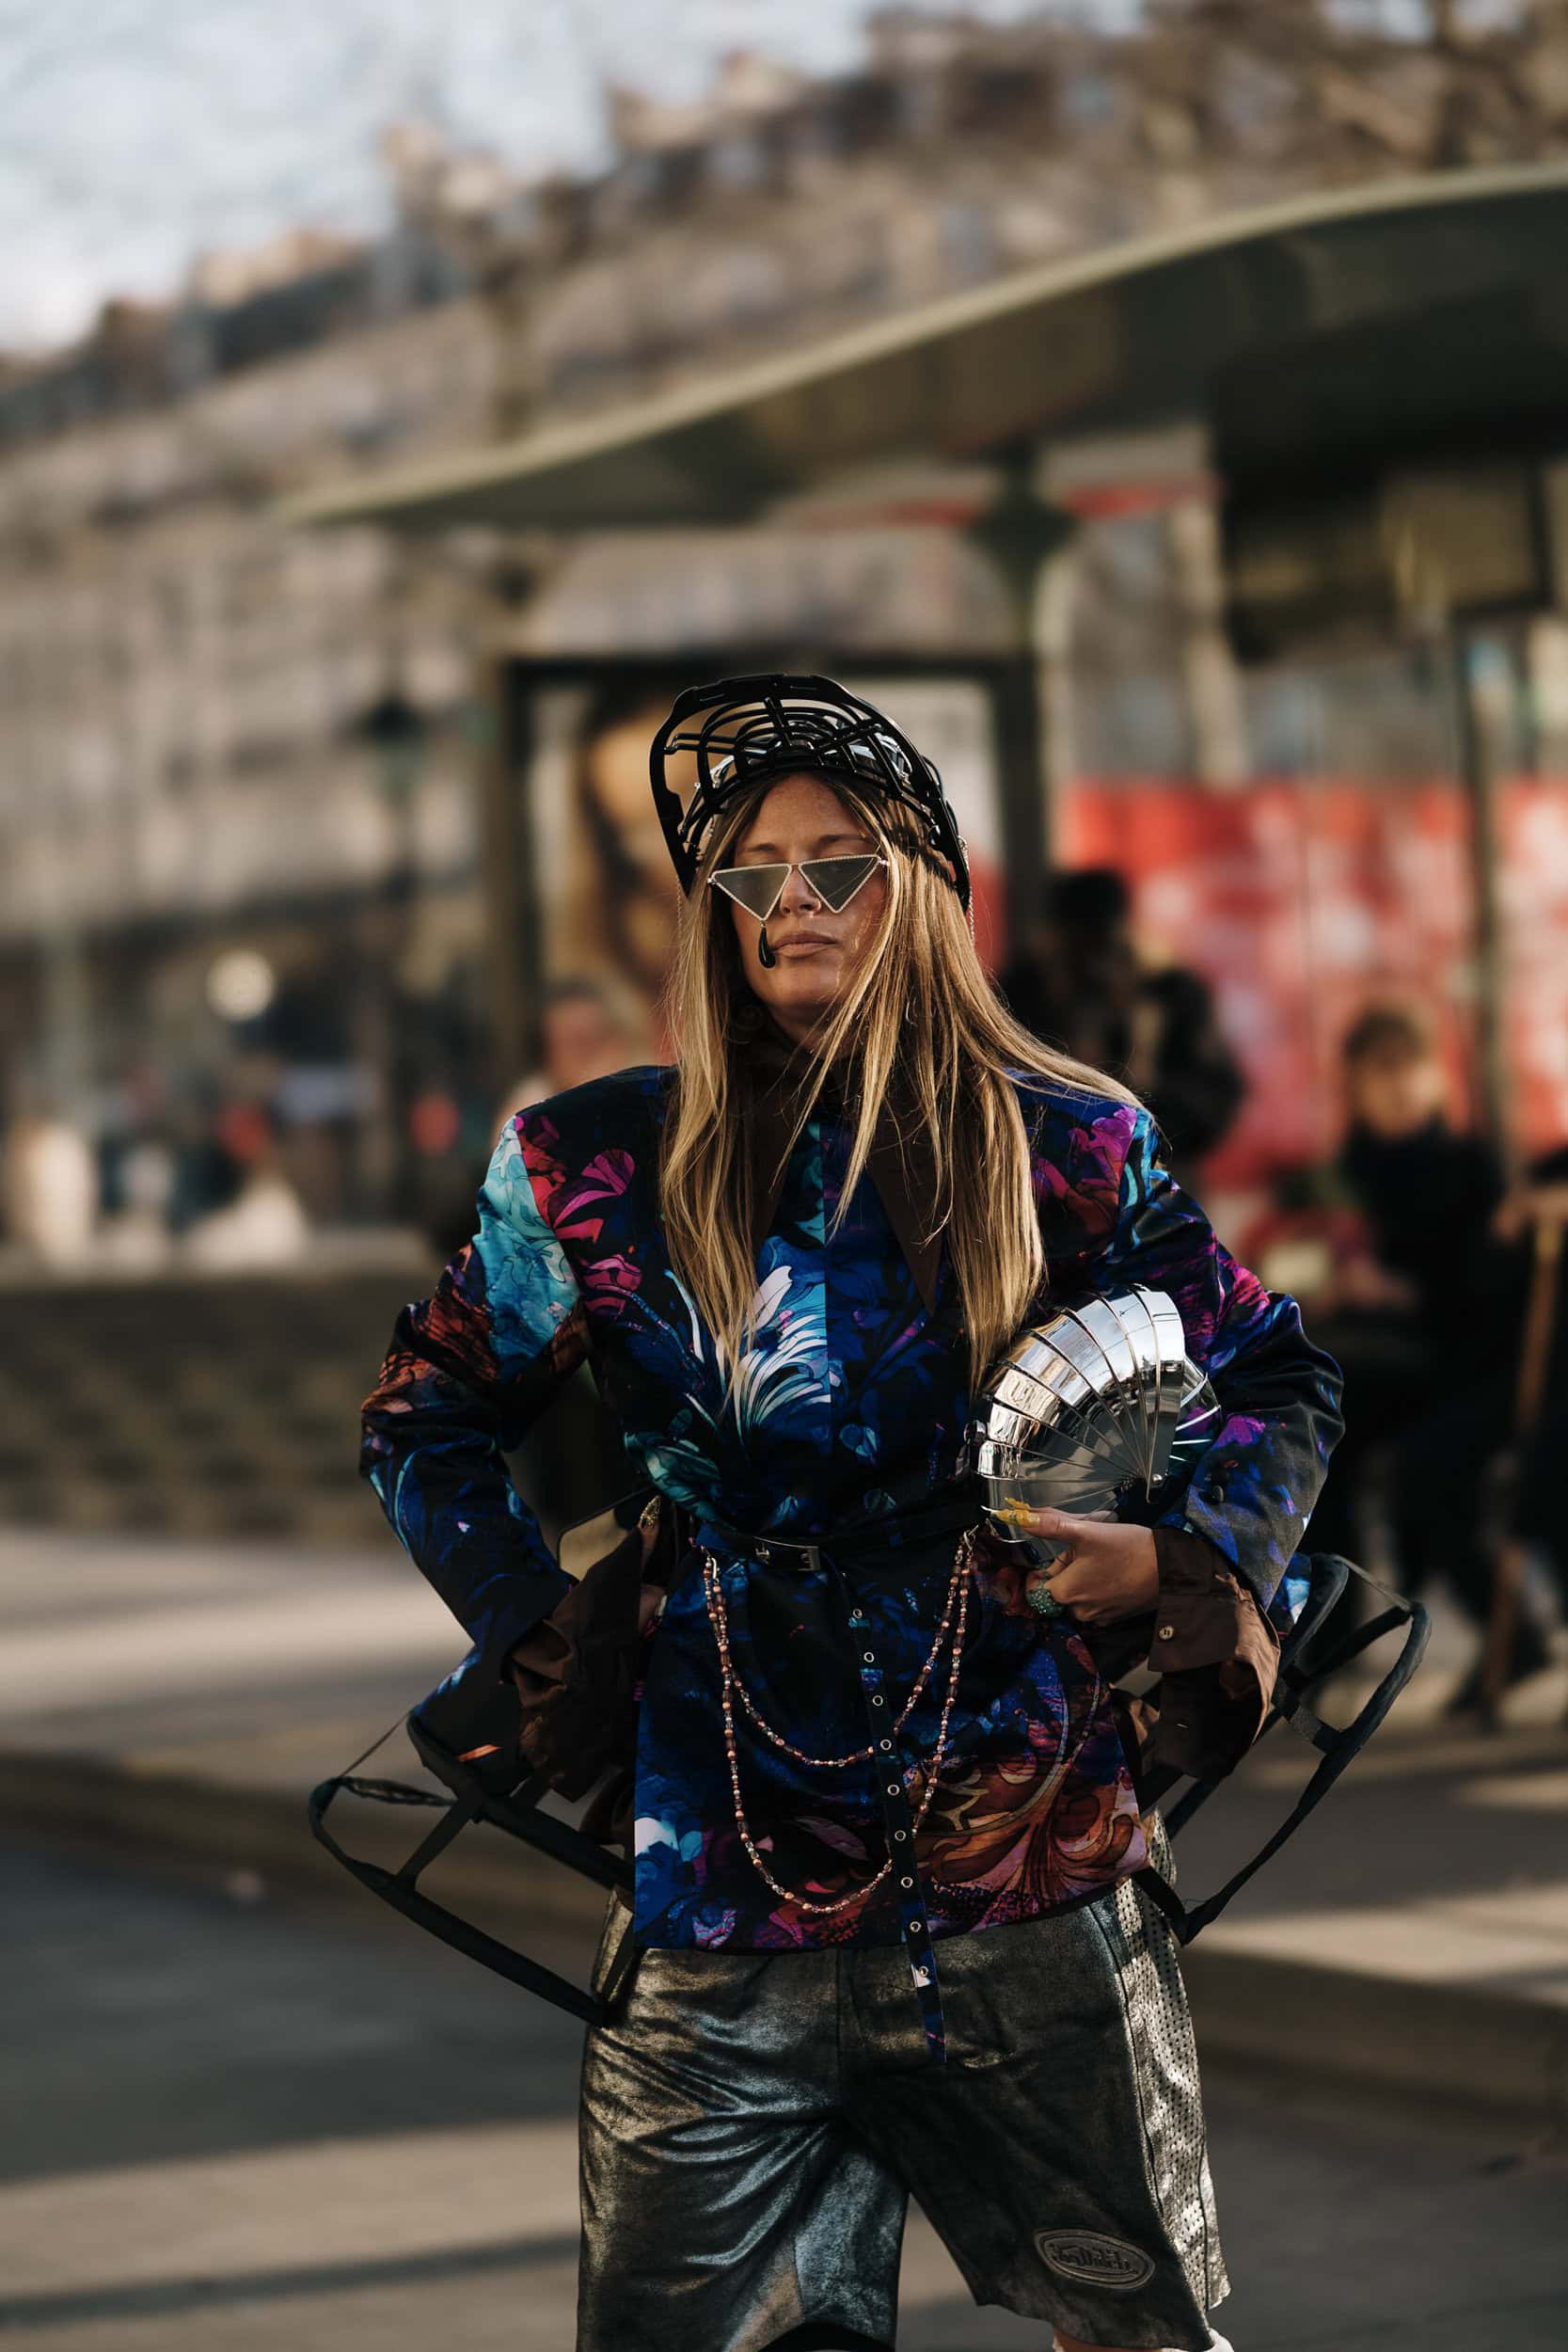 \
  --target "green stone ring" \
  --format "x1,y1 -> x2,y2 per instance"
1027,1580 -> 1067,1621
